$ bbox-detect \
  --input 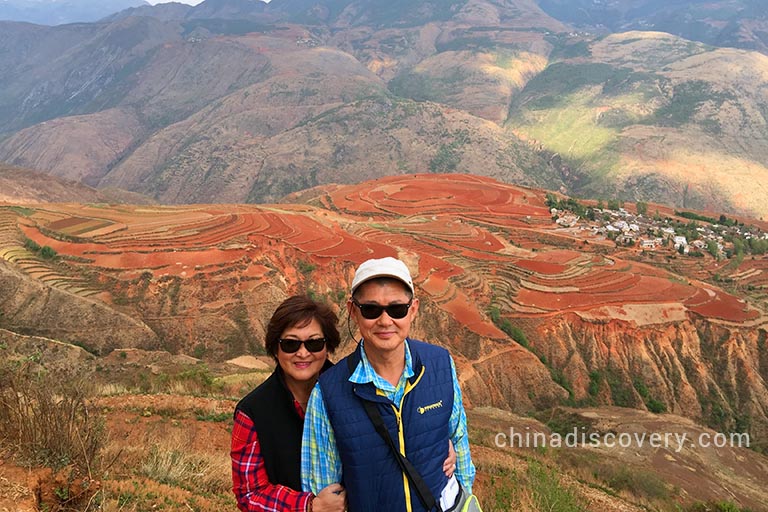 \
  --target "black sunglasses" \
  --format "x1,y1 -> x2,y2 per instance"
278,337 -> 327,353
352,299 -> 412,320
